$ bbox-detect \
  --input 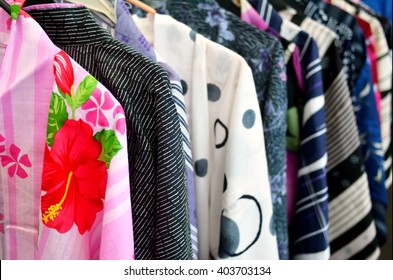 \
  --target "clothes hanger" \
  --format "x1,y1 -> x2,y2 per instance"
23,0 -> 55,6
0,0 -> 11,14
127,0 -> 156,14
